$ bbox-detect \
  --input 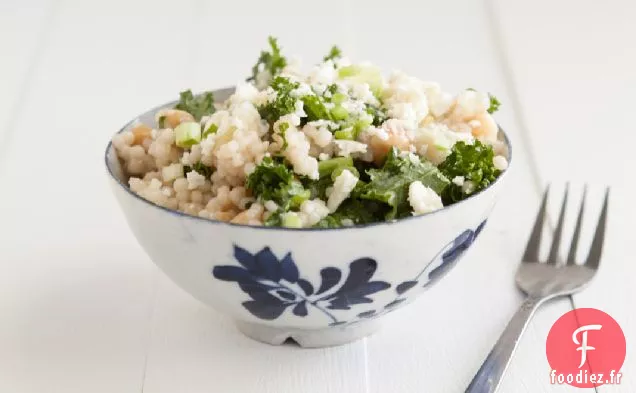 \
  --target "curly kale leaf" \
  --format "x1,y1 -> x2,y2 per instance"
353,160 -> 375,183
174,90 -> 215,121
301,175 -> 333,201
257,77 -> 299,124
323,46 -> 342,62
357,147 -> 449,219
314,199 -> 387,228
246,157 -> 310,223
326,84 -> 339,96
258,79 -> 333,125
247,36 -> 287,84
264,211 -> 284,227
487,93 -> 501,114
246,157 -> 293,200
438,140 -> 501,203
